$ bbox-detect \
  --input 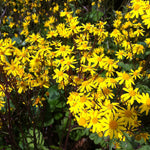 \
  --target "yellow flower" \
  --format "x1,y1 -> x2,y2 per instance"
126,52 -> 133,60
55,44 -> 72,57
139,93 -> 150,115
142,12 -> 150,29
75,9 -> 81,14
100,99 -> 120,115
130,67 -> 142,80
17,47 -> 30,64
99,87 -> 114,99
17,80 -> 27,94
110,29 -> 122,38
115,50 -> 126,60
25,33 -> 41,44
116,71 -> 134,87
91,2 -> 95,6
47,30 -> 58,38
87,110 -> 102,133
140,132 -> 150,142
81,63 -> 96,76
0,96 -> 5,110
30,54 -> 42,70
113,19 -> 121,28
90,53 -> 105,68
103,57 -> 119,71
145,38 -> 150,48
68,17 -> 81,34
94,76 -> 106,89
4,58 -> 20,77
53,68 -> 69,83
77,41 -> 91,51
119,104 -> 137,128
9,22 -> 15,28
133,29 -> 144,37
130,1 -> 145,18
133,44 -> 144,54
106,78 -> 117,88
121,87 -> 140,104
102,113 -> 126,139
0,40 -> 12,62
62,56 -> 77,71
32,96 -> 45,107
77,79 -> 94,93
82,23 -> 93,32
